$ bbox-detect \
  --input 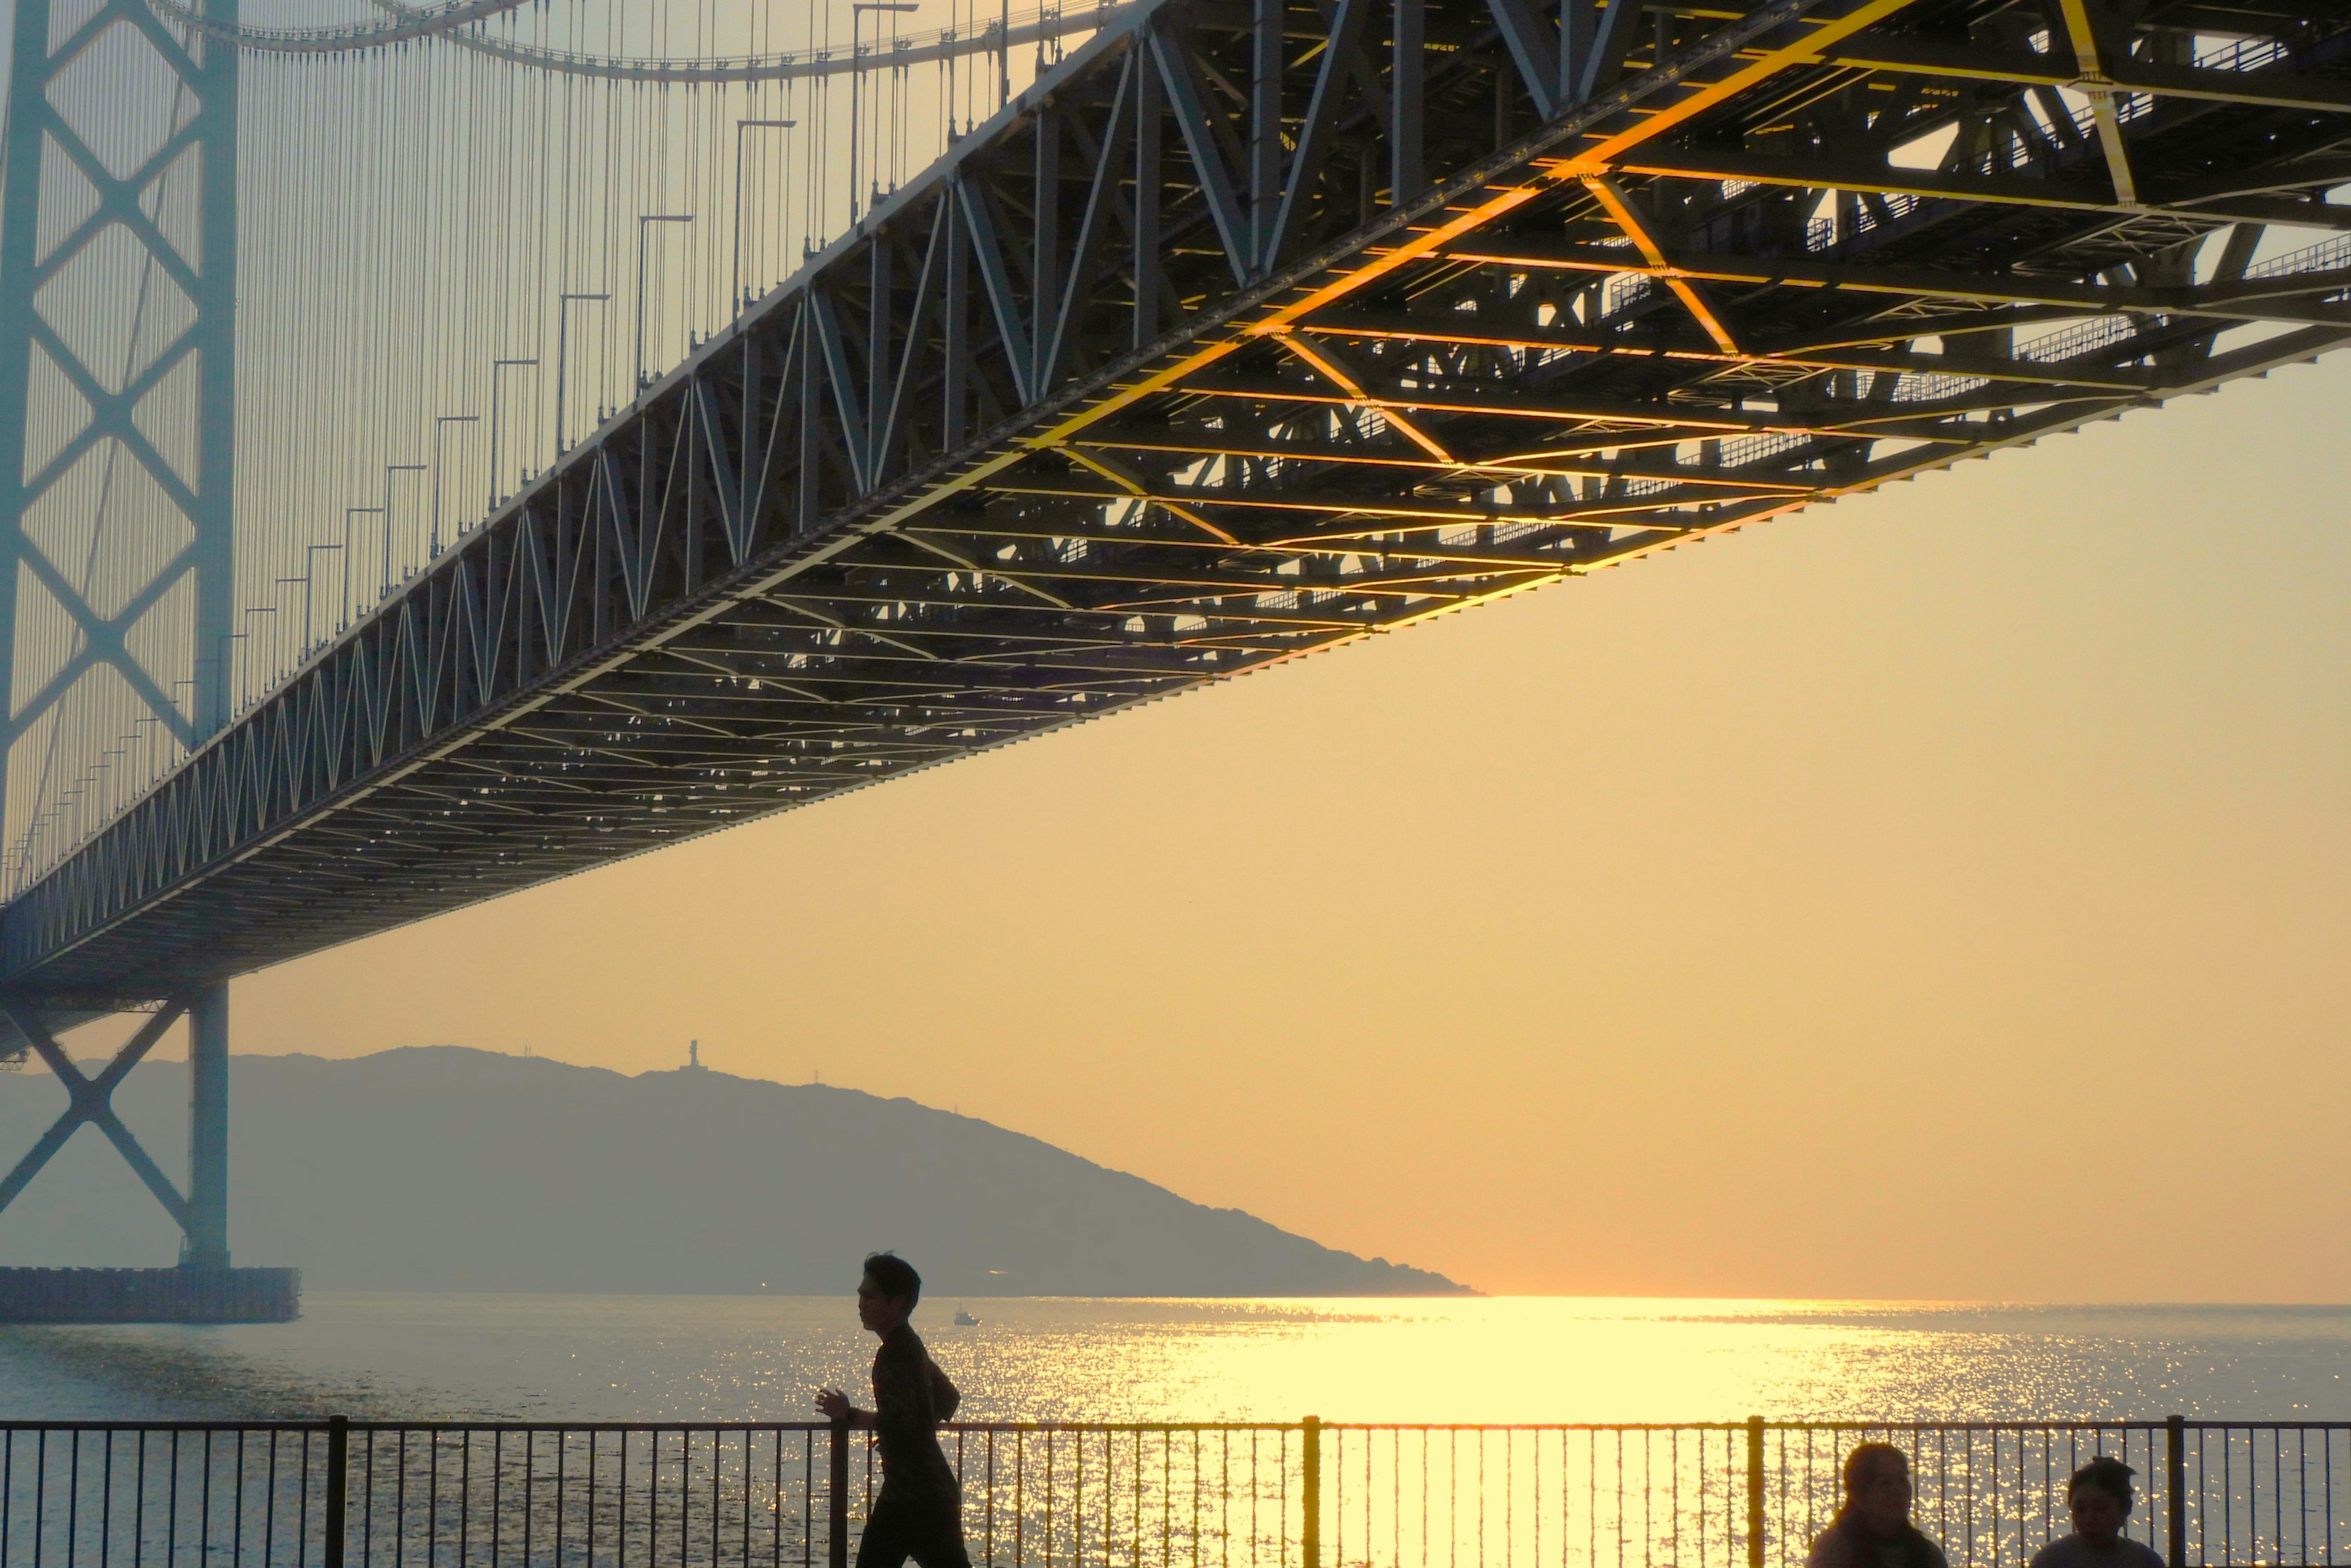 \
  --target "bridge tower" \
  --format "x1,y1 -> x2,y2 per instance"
0,0 -> 246,1288
0,0 -> 239,796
